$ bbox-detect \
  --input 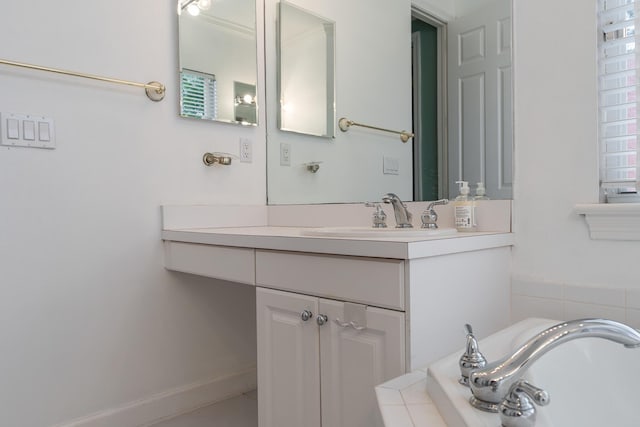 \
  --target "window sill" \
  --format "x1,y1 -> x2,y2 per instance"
574,203 -> 640,240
